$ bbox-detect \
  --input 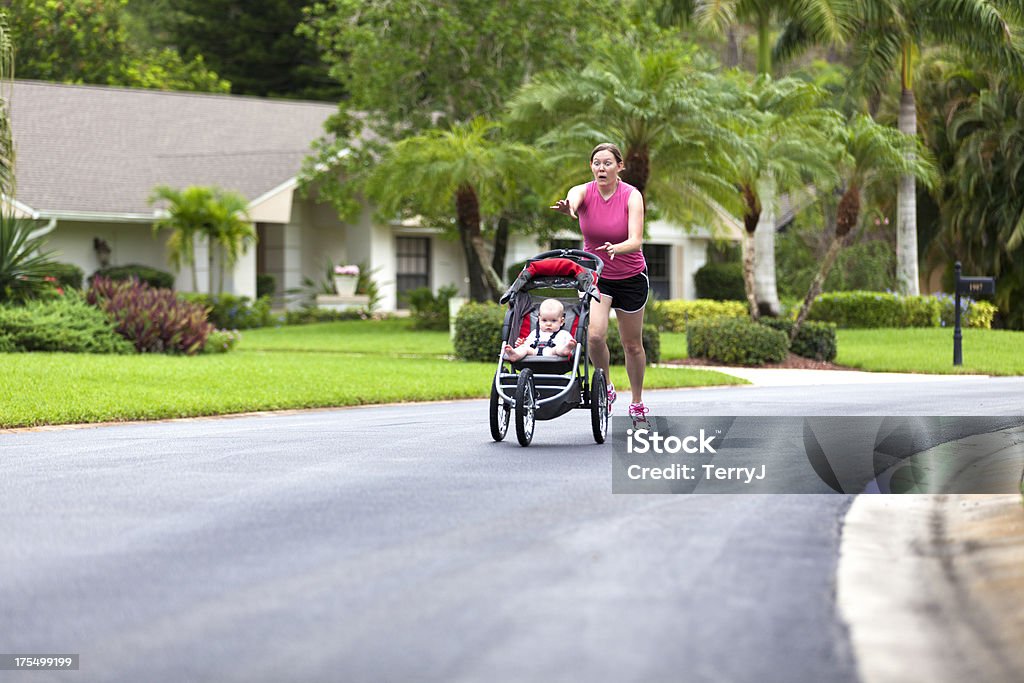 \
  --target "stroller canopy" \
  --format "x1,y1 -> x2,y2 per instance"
499,257 -> 601,305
